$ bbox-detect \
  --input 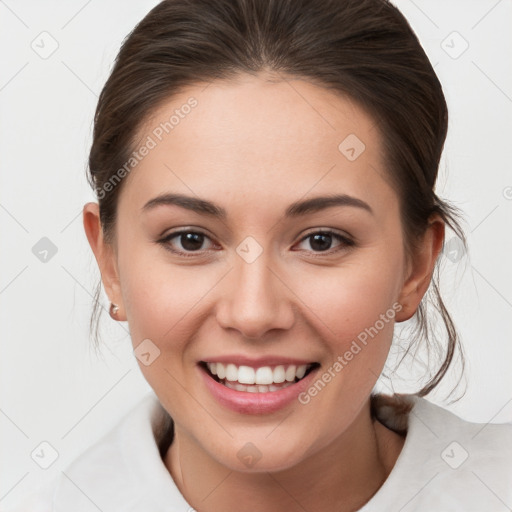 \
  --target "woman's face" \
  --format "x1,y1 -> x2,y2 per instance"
86,73 -> 436,472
